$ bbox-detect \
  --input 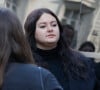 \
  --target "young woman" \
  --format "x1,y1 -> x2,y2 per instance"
24,8 -> 97,90
0,8 -> 63,90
